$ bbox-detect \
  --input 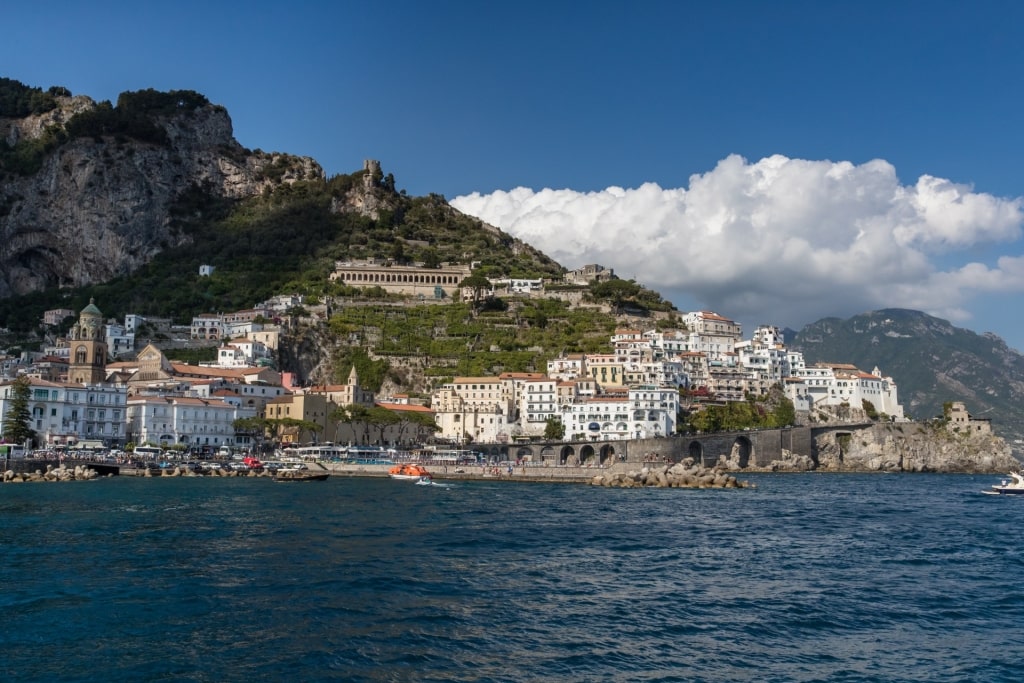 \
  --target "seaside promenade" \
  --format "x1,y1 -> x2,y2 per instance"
321,460 -> 611,484
2,456 -> 616,484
